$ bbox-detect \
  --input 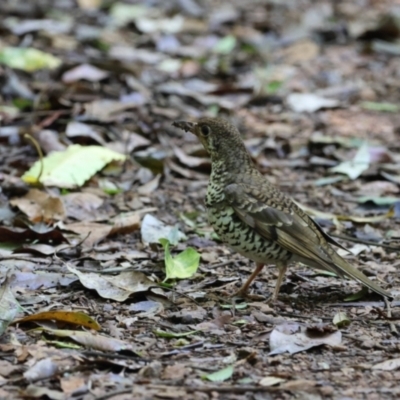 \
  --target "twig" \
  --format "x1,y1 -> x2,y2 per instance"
24,133 -> 43,182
